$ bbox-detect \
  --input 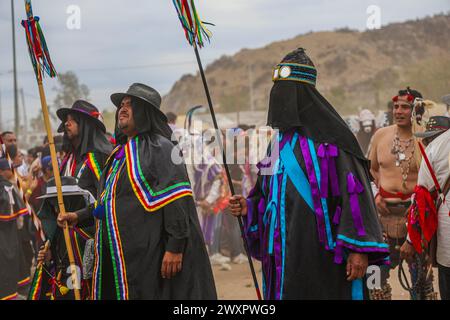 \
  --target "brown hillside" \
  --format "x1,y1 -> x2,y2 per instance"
162,13 -> 450,117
